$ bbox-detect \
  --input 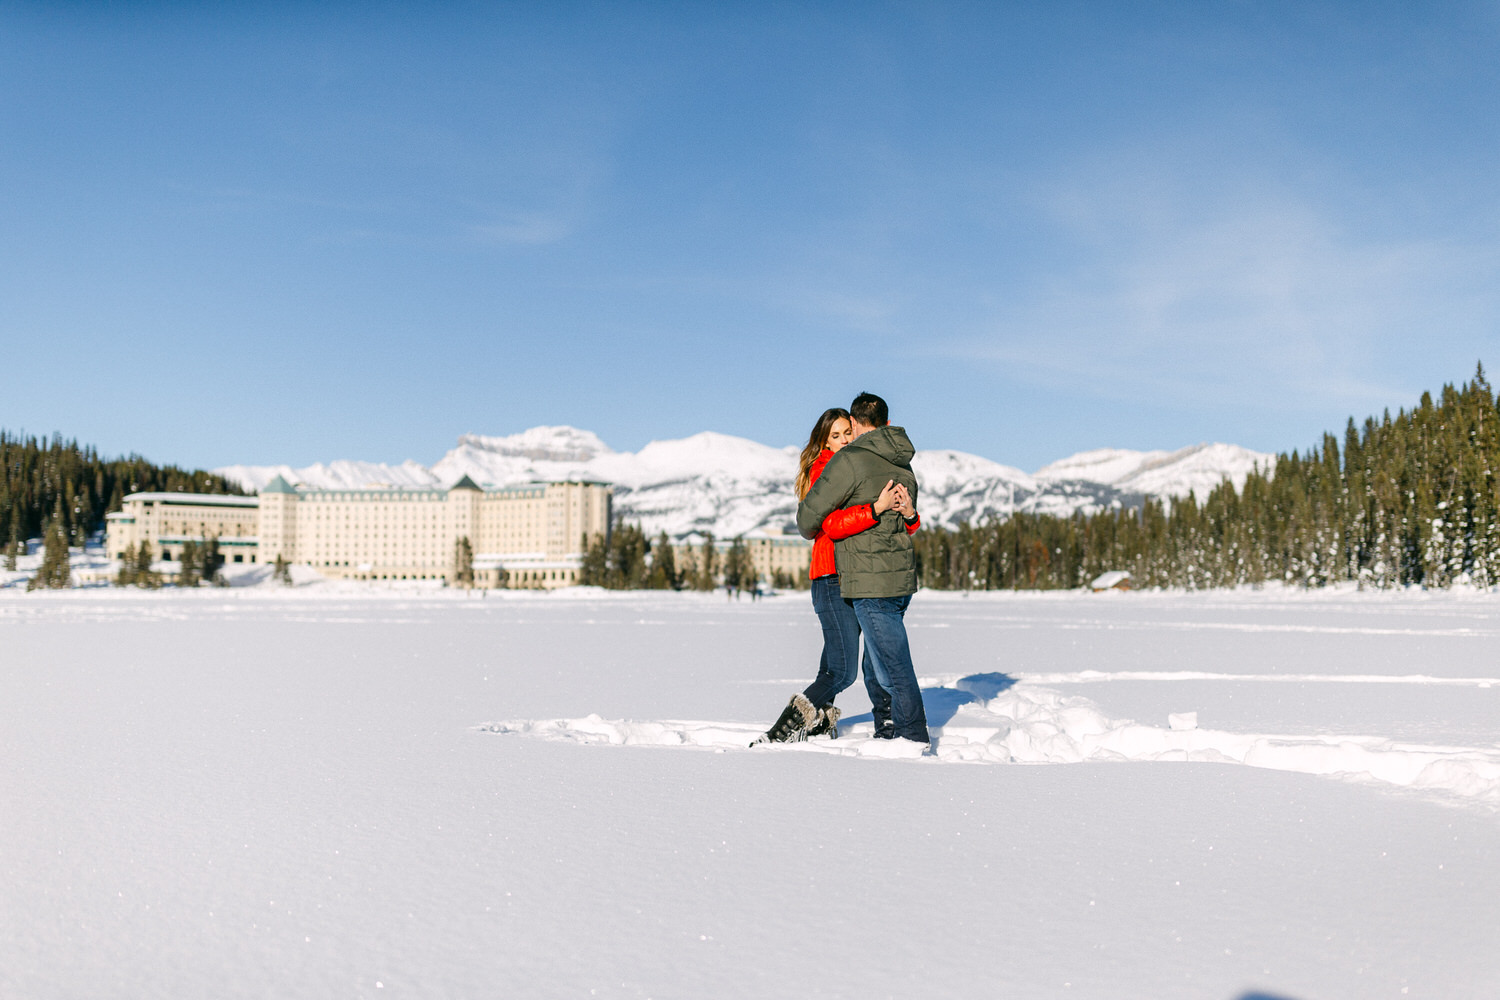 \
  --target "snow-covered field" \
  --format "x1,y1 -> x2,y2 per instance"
4,584 -> 1499,999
